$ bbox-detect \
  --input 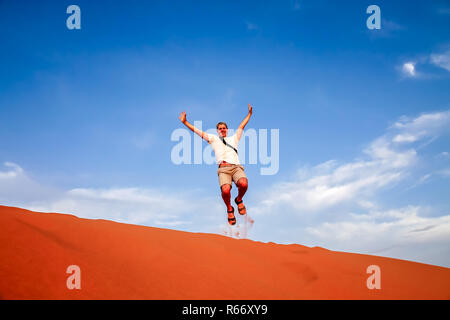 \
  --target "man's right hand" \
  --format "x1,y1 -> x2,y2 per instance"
179,111 -> 209,143
179,111 -> 187,124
